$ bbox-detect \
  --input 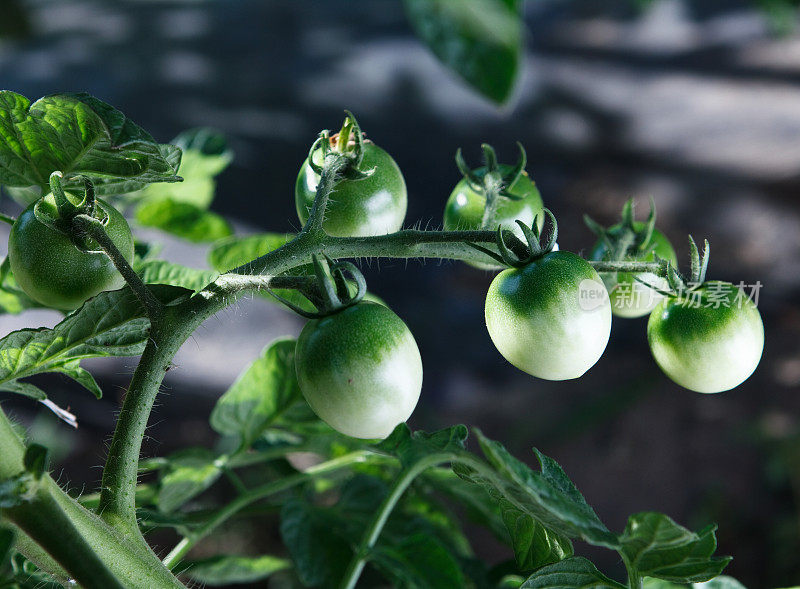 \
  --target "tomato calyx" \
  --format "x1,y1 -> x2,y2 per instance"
640,235 -> 711,298
455,142 -> 529,229
585,198 -> 659,265
266,253 -> 367,319
468,208 -> 558,268
306,111 -> 375,182
33,172 -> 110,253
